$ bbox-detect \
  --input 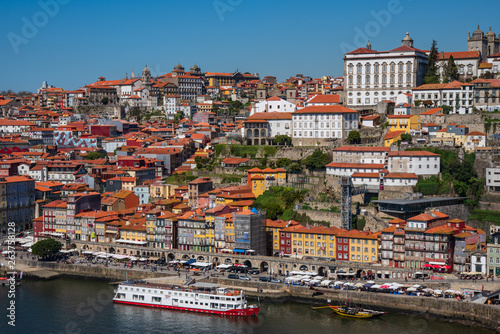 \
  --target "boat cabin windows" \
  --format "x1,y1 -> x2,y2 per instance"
152,297 -> 162,303
132,295 -> 144,301
116,293 -> 125,299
